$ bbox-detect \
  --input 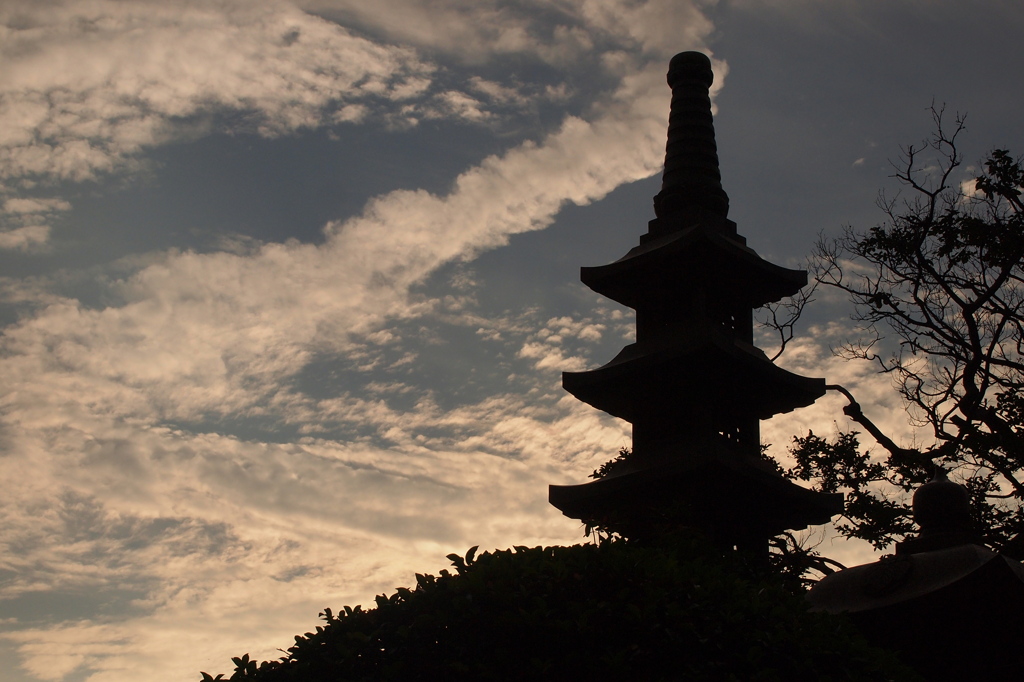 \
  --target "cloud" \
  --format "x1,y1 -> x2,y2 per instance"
960,177 -> 983,201
2,198 -> 72,214
0,46 -> 683,426
0,0 -> 435,186
302,0 -> 716,66
1,0 -> 675,194
516,315 -> 611,372
0,375 -> 629,680
0,1 -> 725,679
300,0 -> 589,64
763,321 -> 929,467
0,196 -> 70,248
0,224 -> 49,250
